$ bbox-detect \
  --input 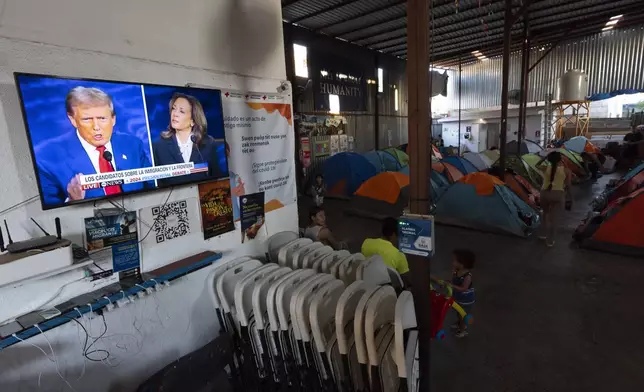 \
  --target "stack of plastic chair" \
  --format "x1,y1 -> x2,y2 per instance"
353,285 -> 382,391
365,286 -> 398,392
332,253 -> 365,278
292,241 -> 325,269
301,245 -> 334,269
207,256 -> 252,333
356,255 -> 391,286
394,291 -> 419,392
319,250 -> 351,273
266,231 -> 299,263
277,238 -> 312,267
